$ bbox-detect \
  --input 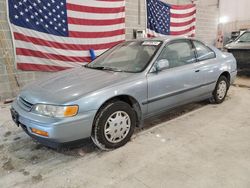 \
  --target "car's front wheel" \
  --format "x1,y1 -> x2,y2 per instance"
91,100 -> 136,150
210,75 -> 229,104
